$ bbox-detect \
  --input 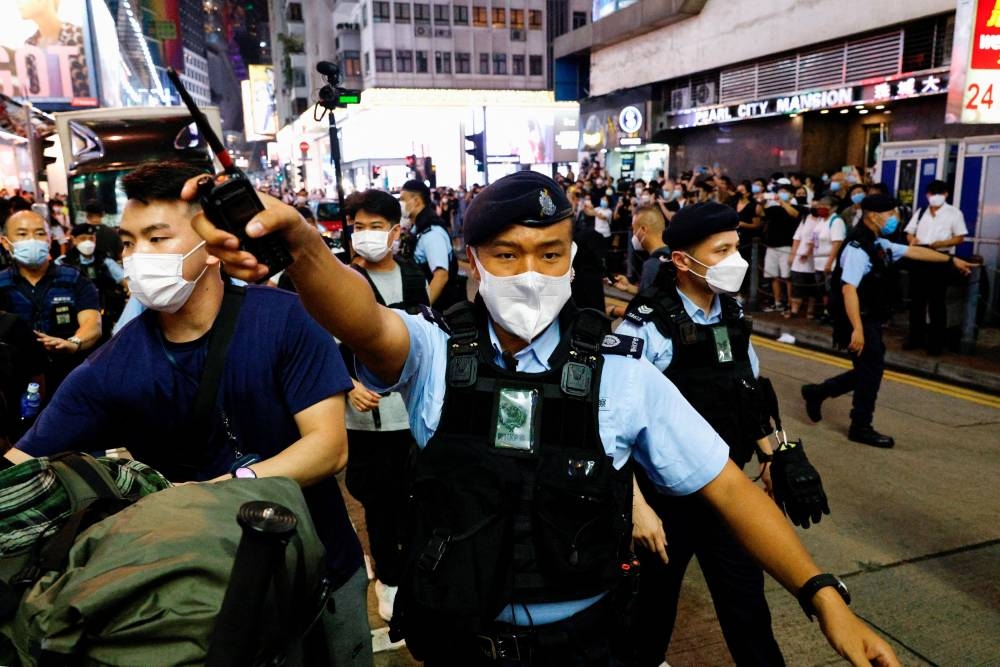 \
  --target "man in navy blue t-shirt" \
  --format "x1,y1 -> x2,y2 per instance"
4,162 -> 371,667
